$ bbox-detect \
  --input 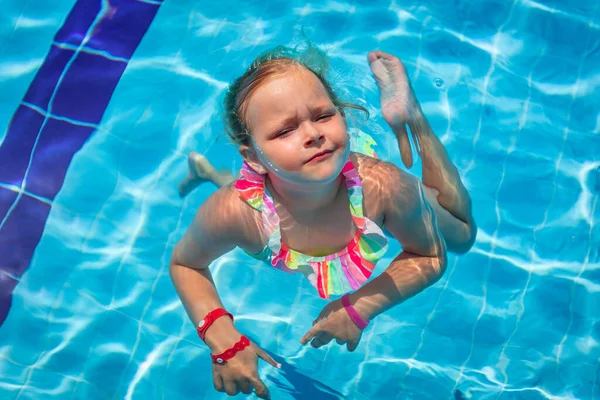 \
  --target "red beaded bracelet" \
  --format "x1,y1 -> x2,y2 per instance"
211,335 -> 250,364
197,308 -> 234,342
